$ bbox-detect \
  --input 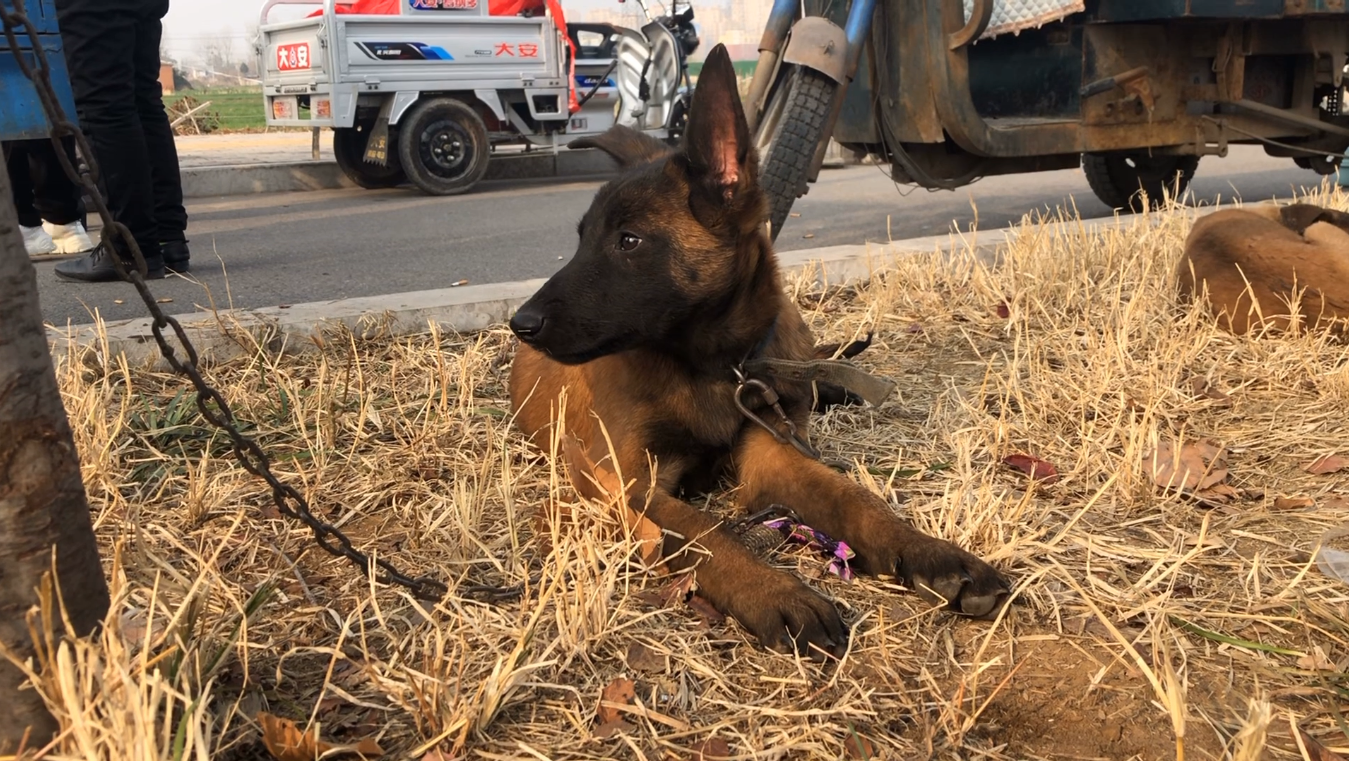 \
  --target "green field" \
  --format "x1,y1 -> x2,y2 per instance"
164,86 -> 267,132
